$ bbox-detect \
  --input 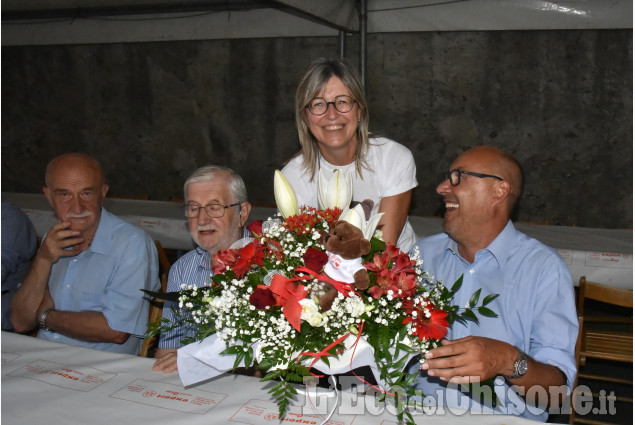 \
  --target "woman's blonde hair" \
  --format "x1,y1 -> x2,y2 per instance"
293,57 -> 370,180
